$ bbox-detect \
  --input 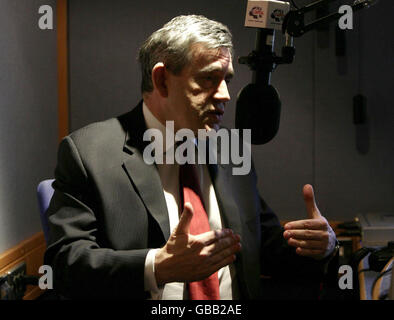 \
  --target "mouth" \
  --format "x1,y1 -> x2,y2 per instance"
206,110 -> 224,123
207,106 -> 224,120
